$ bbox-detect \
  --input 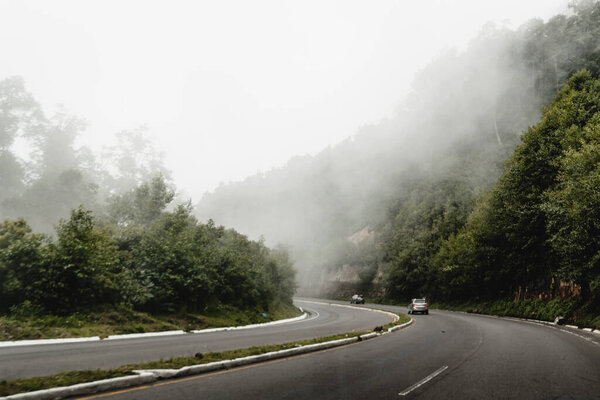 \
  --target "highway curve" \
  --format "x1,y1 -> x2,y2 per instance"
79,300 -> 600,400
0,300 -> 392,380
